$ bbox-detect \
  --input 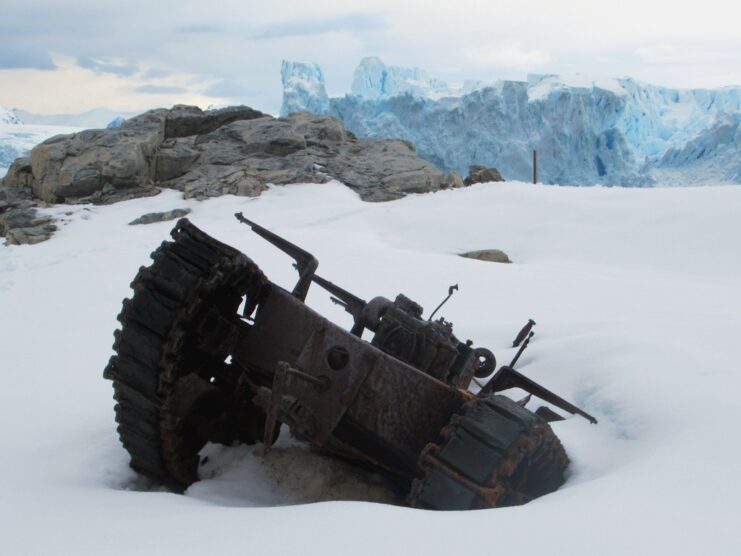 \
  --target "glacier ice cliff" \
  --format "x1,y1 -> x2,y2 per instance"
281,58 -> 741,186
